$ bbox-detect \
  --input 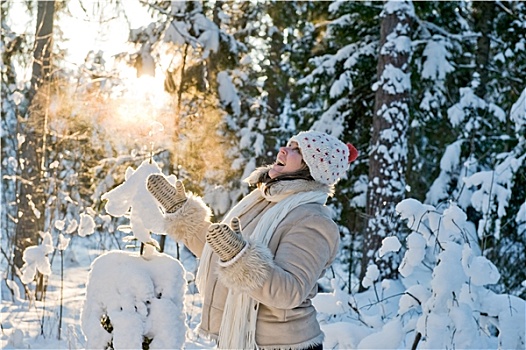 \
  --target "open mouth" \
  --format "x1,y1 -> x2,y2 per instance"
275,160 -> 285,166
